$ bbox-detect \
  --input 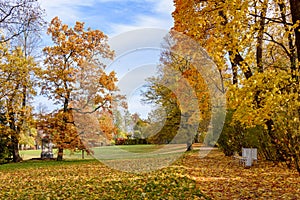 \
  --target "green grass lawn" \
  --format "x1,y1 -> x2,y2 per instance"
20,149 -> 94,160
118,144 -> 163,153
20,144 -> 187,161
